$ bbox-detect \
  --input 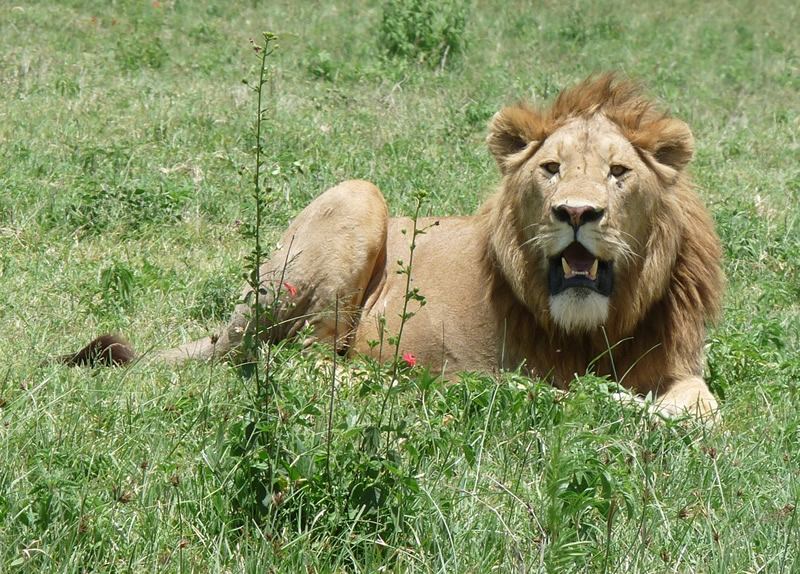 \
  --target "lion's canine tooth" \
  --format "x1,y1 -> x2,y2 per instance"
589,259 -> 599,280
562,257 -> 573,278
